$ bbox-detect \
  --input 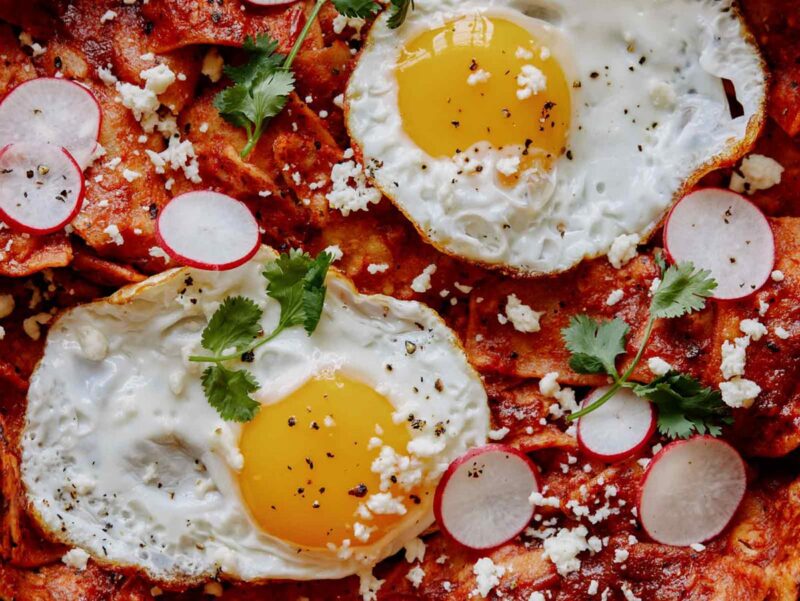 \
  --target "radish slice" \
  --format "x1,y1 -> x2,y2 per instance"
0,143 -> 85,234
638,436 -> 746,546
0,78 -> 101,169
577,387 -> 656,462
664,188 -> 774,300
434,444 -> 540,550
156,191 -> 260,271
